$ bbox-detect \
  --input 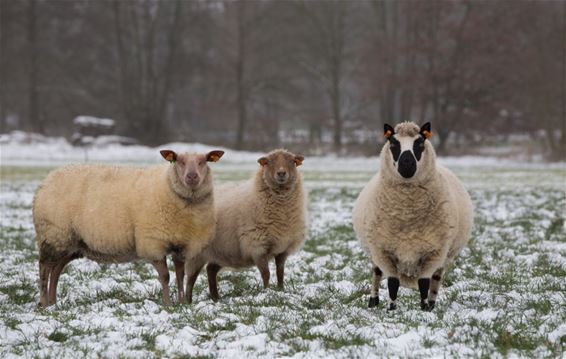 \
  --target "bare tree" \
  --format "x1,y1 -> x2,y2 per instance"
294,0 -> 356,153
112,0 -> 183,145
28,0 -> 41,133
